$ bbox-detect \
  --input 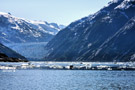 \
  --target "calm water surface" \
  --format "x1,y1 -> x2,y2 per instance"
0,70 -> 135,90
